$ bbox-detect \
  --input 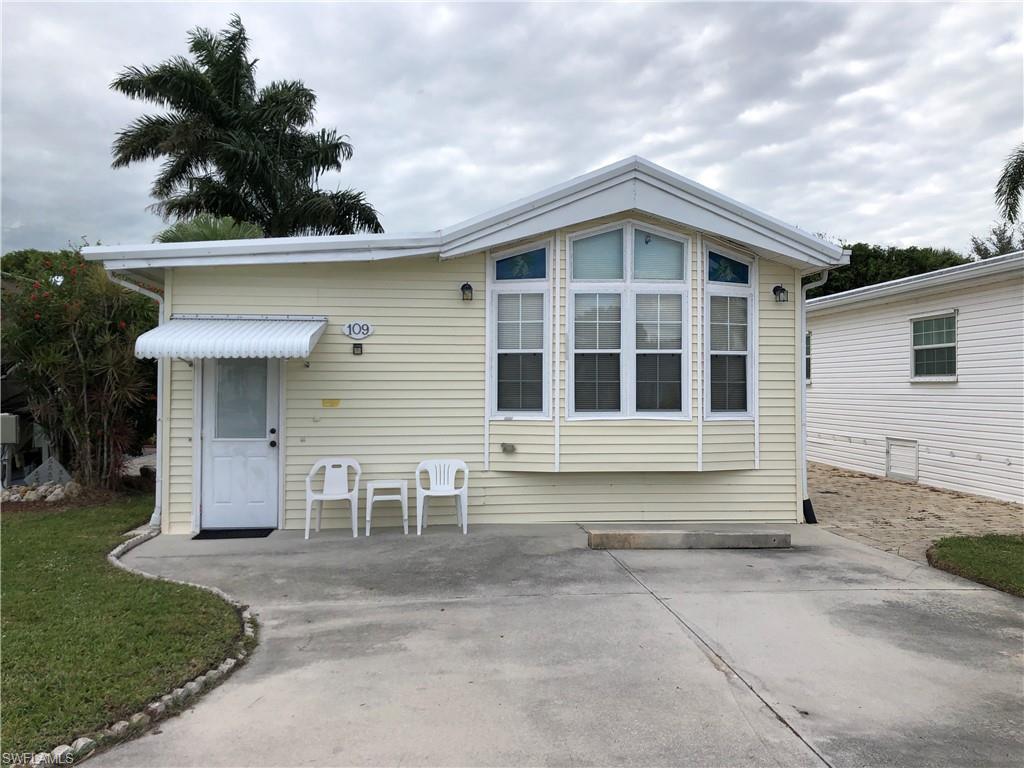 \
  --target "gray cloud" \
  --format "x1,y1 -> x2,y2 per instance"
2,1 -> 1020,254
